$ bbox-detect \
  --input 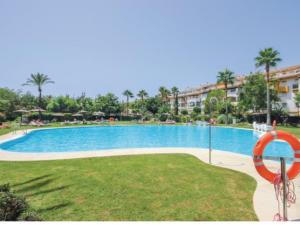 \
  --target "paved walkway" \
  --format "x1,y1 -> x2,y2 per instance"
0,131 -> 299,221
